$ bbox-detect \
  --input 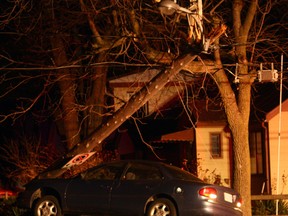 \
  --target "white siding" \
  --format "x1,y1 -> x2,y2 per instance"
268,111 -> 288,194
195,125 -> 231,187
